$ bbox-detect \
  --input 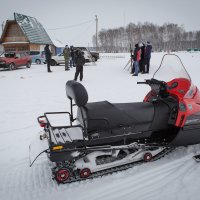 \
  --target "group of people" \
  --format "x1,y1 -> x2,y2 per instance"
44,41 -> 152,81
63,45 -> 76,71
44,44 -> 85,81
131,41 -> 152,76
